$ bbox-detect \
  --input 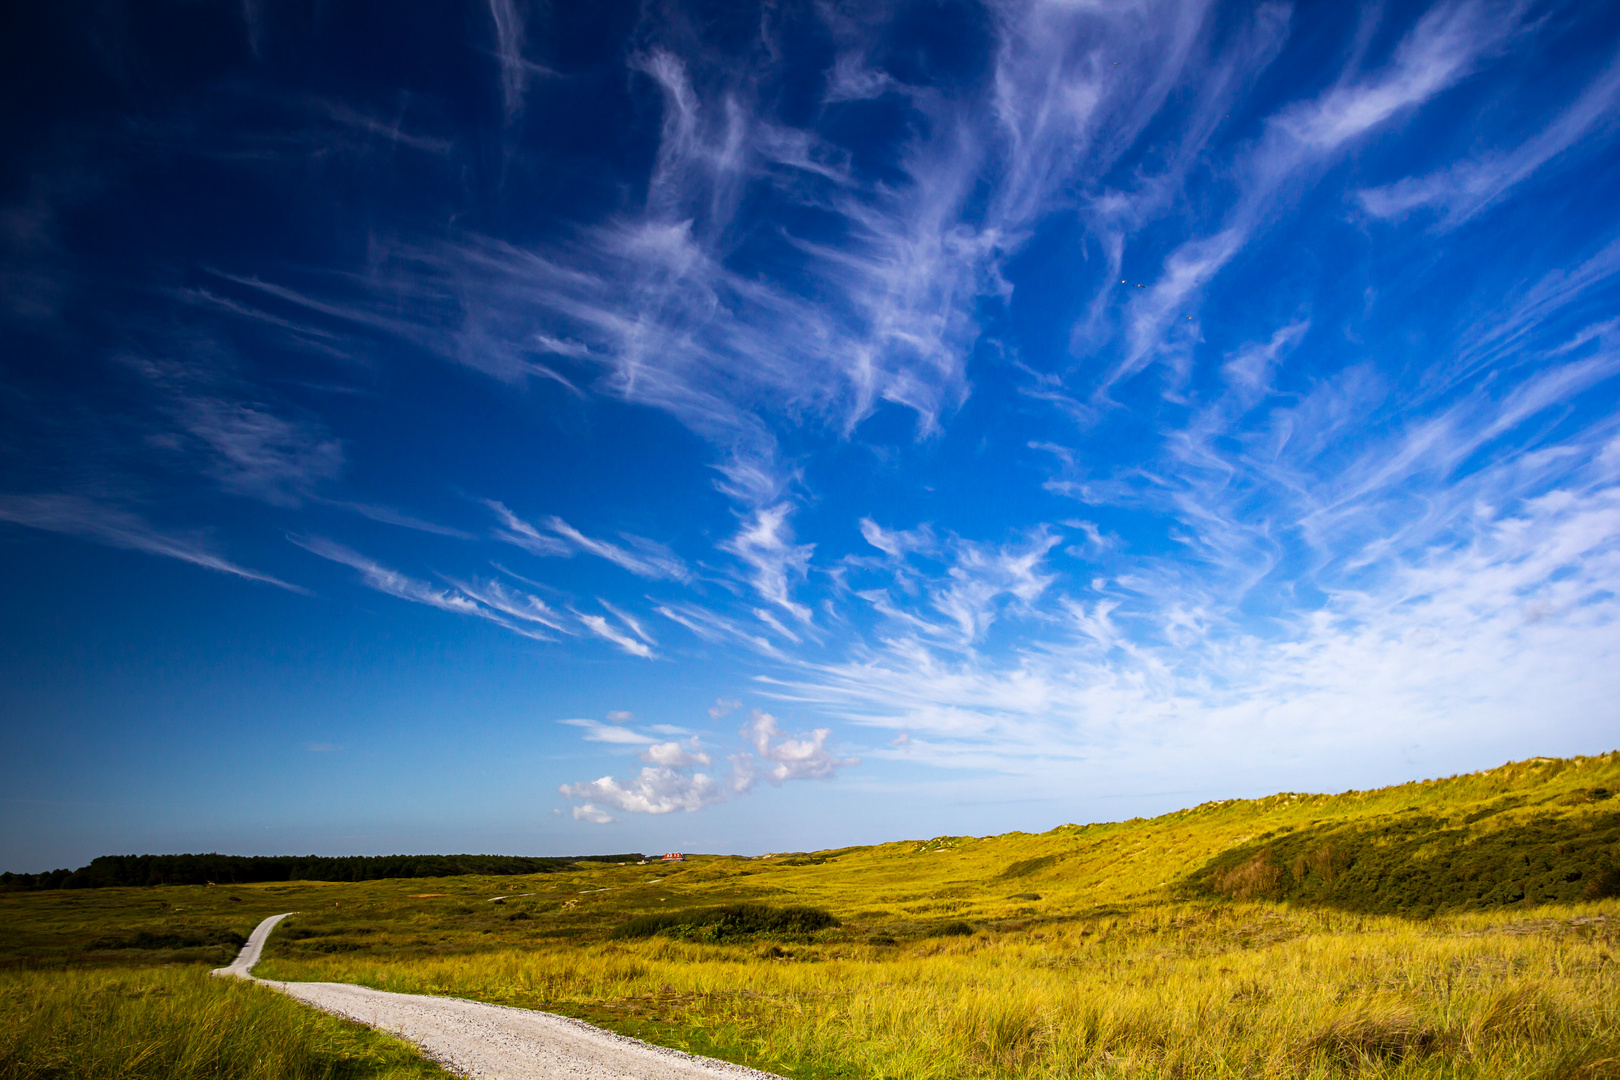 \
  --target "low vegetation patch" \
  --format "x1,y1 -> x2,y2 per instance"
85,928 -> 246,951
1182,807 -> 1620,915
999,854 -> 1062,879
928,920 -> 976,937
611,904 -> 839,941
